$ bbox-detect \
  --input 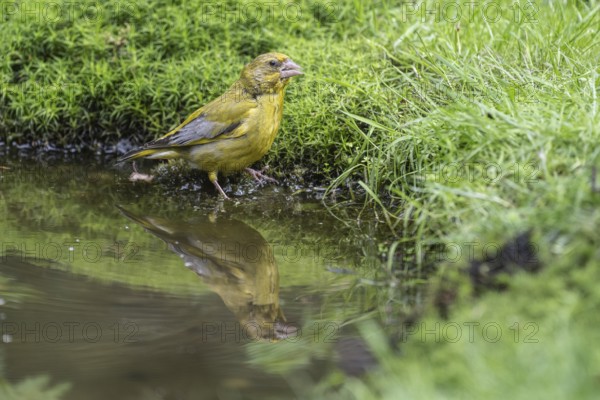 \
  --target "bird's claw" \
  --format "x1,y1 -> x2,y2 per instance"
245,167 -> 278,185
127,161 -> 154,182
128,171 -> 155,182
